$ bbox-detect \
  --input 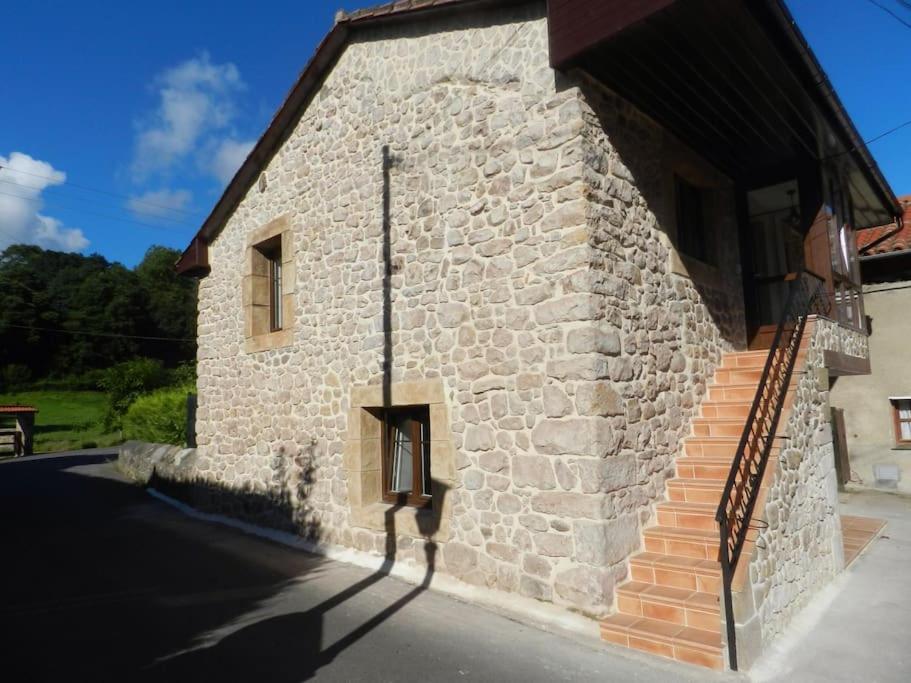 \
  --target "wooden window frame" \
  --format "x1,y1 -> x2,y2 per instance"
893,399 -> 911,445
256,235 -> 283,332
381,405 -> 432,509
674,175 -> 712,265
